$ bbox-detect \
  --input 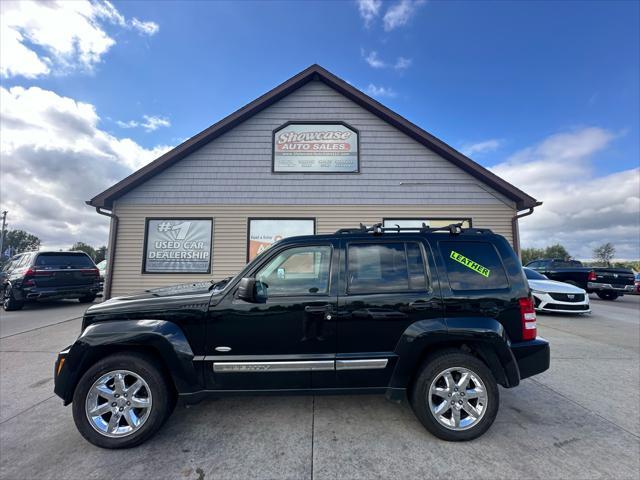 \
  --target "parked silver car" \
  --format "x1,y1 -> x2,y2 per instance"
524,267 -> 590,314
